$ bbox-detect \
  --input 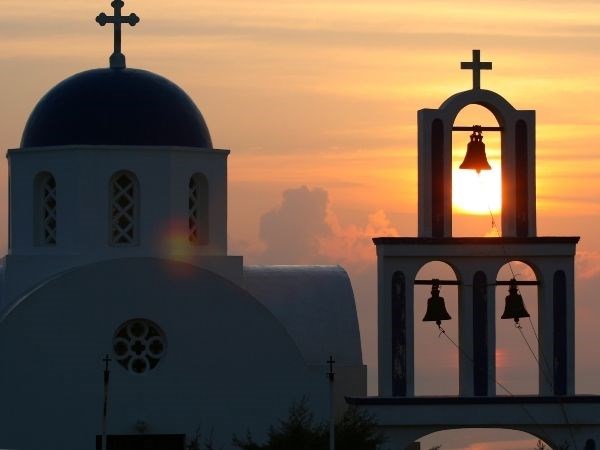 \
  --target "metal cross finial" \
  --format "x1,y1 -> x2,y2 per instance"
103,354 -> 112,371
327,355 -> 335,382
96,0 -> 140,69
461,49 -> 492,90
